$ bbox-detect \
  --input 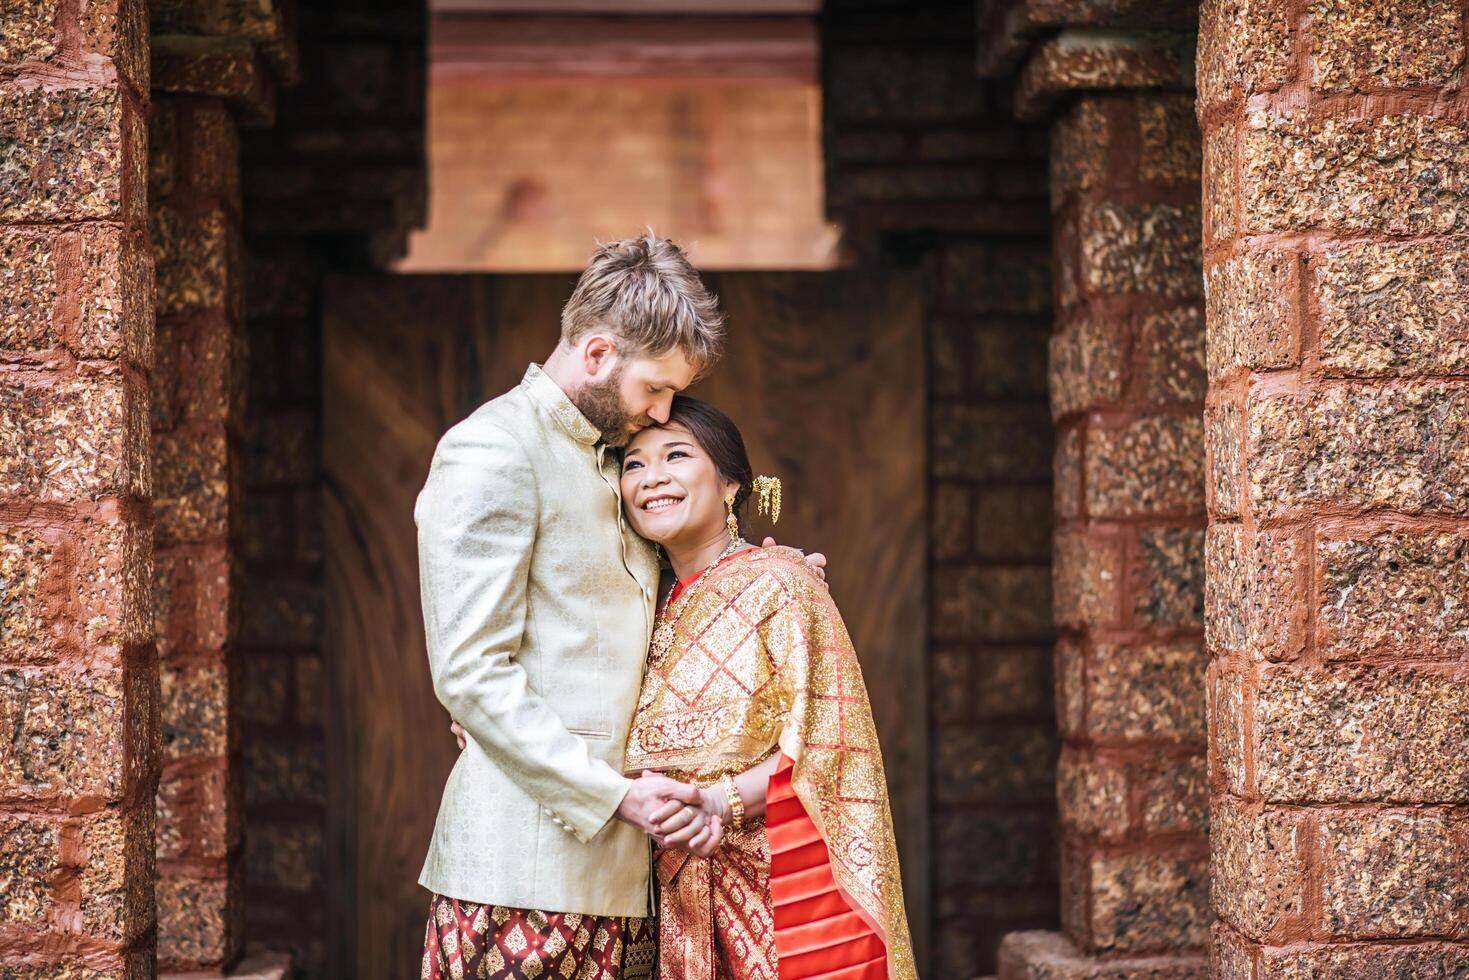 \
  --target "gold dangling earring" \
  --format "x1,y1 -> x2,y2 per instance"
724,493 -> 740,542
